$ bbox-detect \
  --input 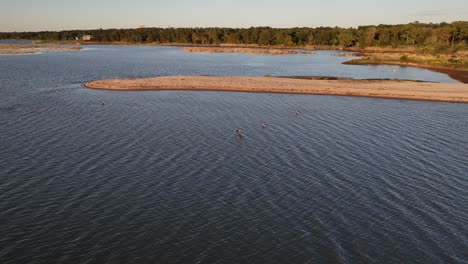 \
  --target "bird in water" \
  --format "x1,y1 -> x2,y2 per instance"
235,128 -> 244,142
262,123 -> 267,128
101,101 -> 106,106
295,111 -> 301,116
